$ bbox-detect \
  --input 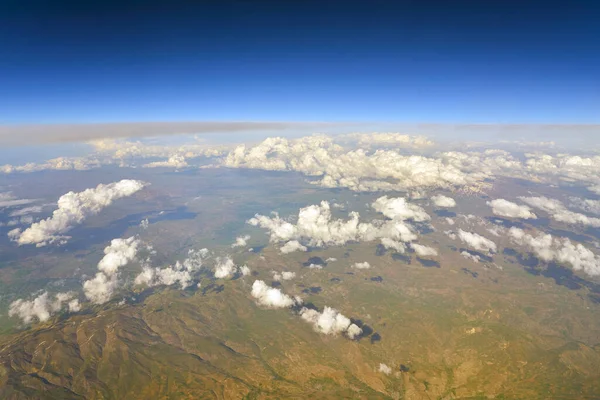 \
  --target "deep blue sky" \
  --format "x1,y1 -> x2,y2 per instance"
1,0 -> 598,124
